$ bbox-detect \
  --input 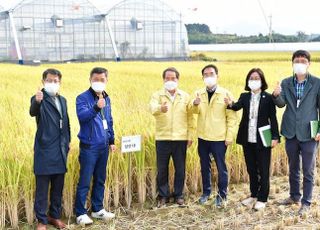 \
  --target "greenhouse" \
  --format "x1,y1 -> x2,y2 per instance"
0,0 -> 189,63
106,0 -> 189,59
